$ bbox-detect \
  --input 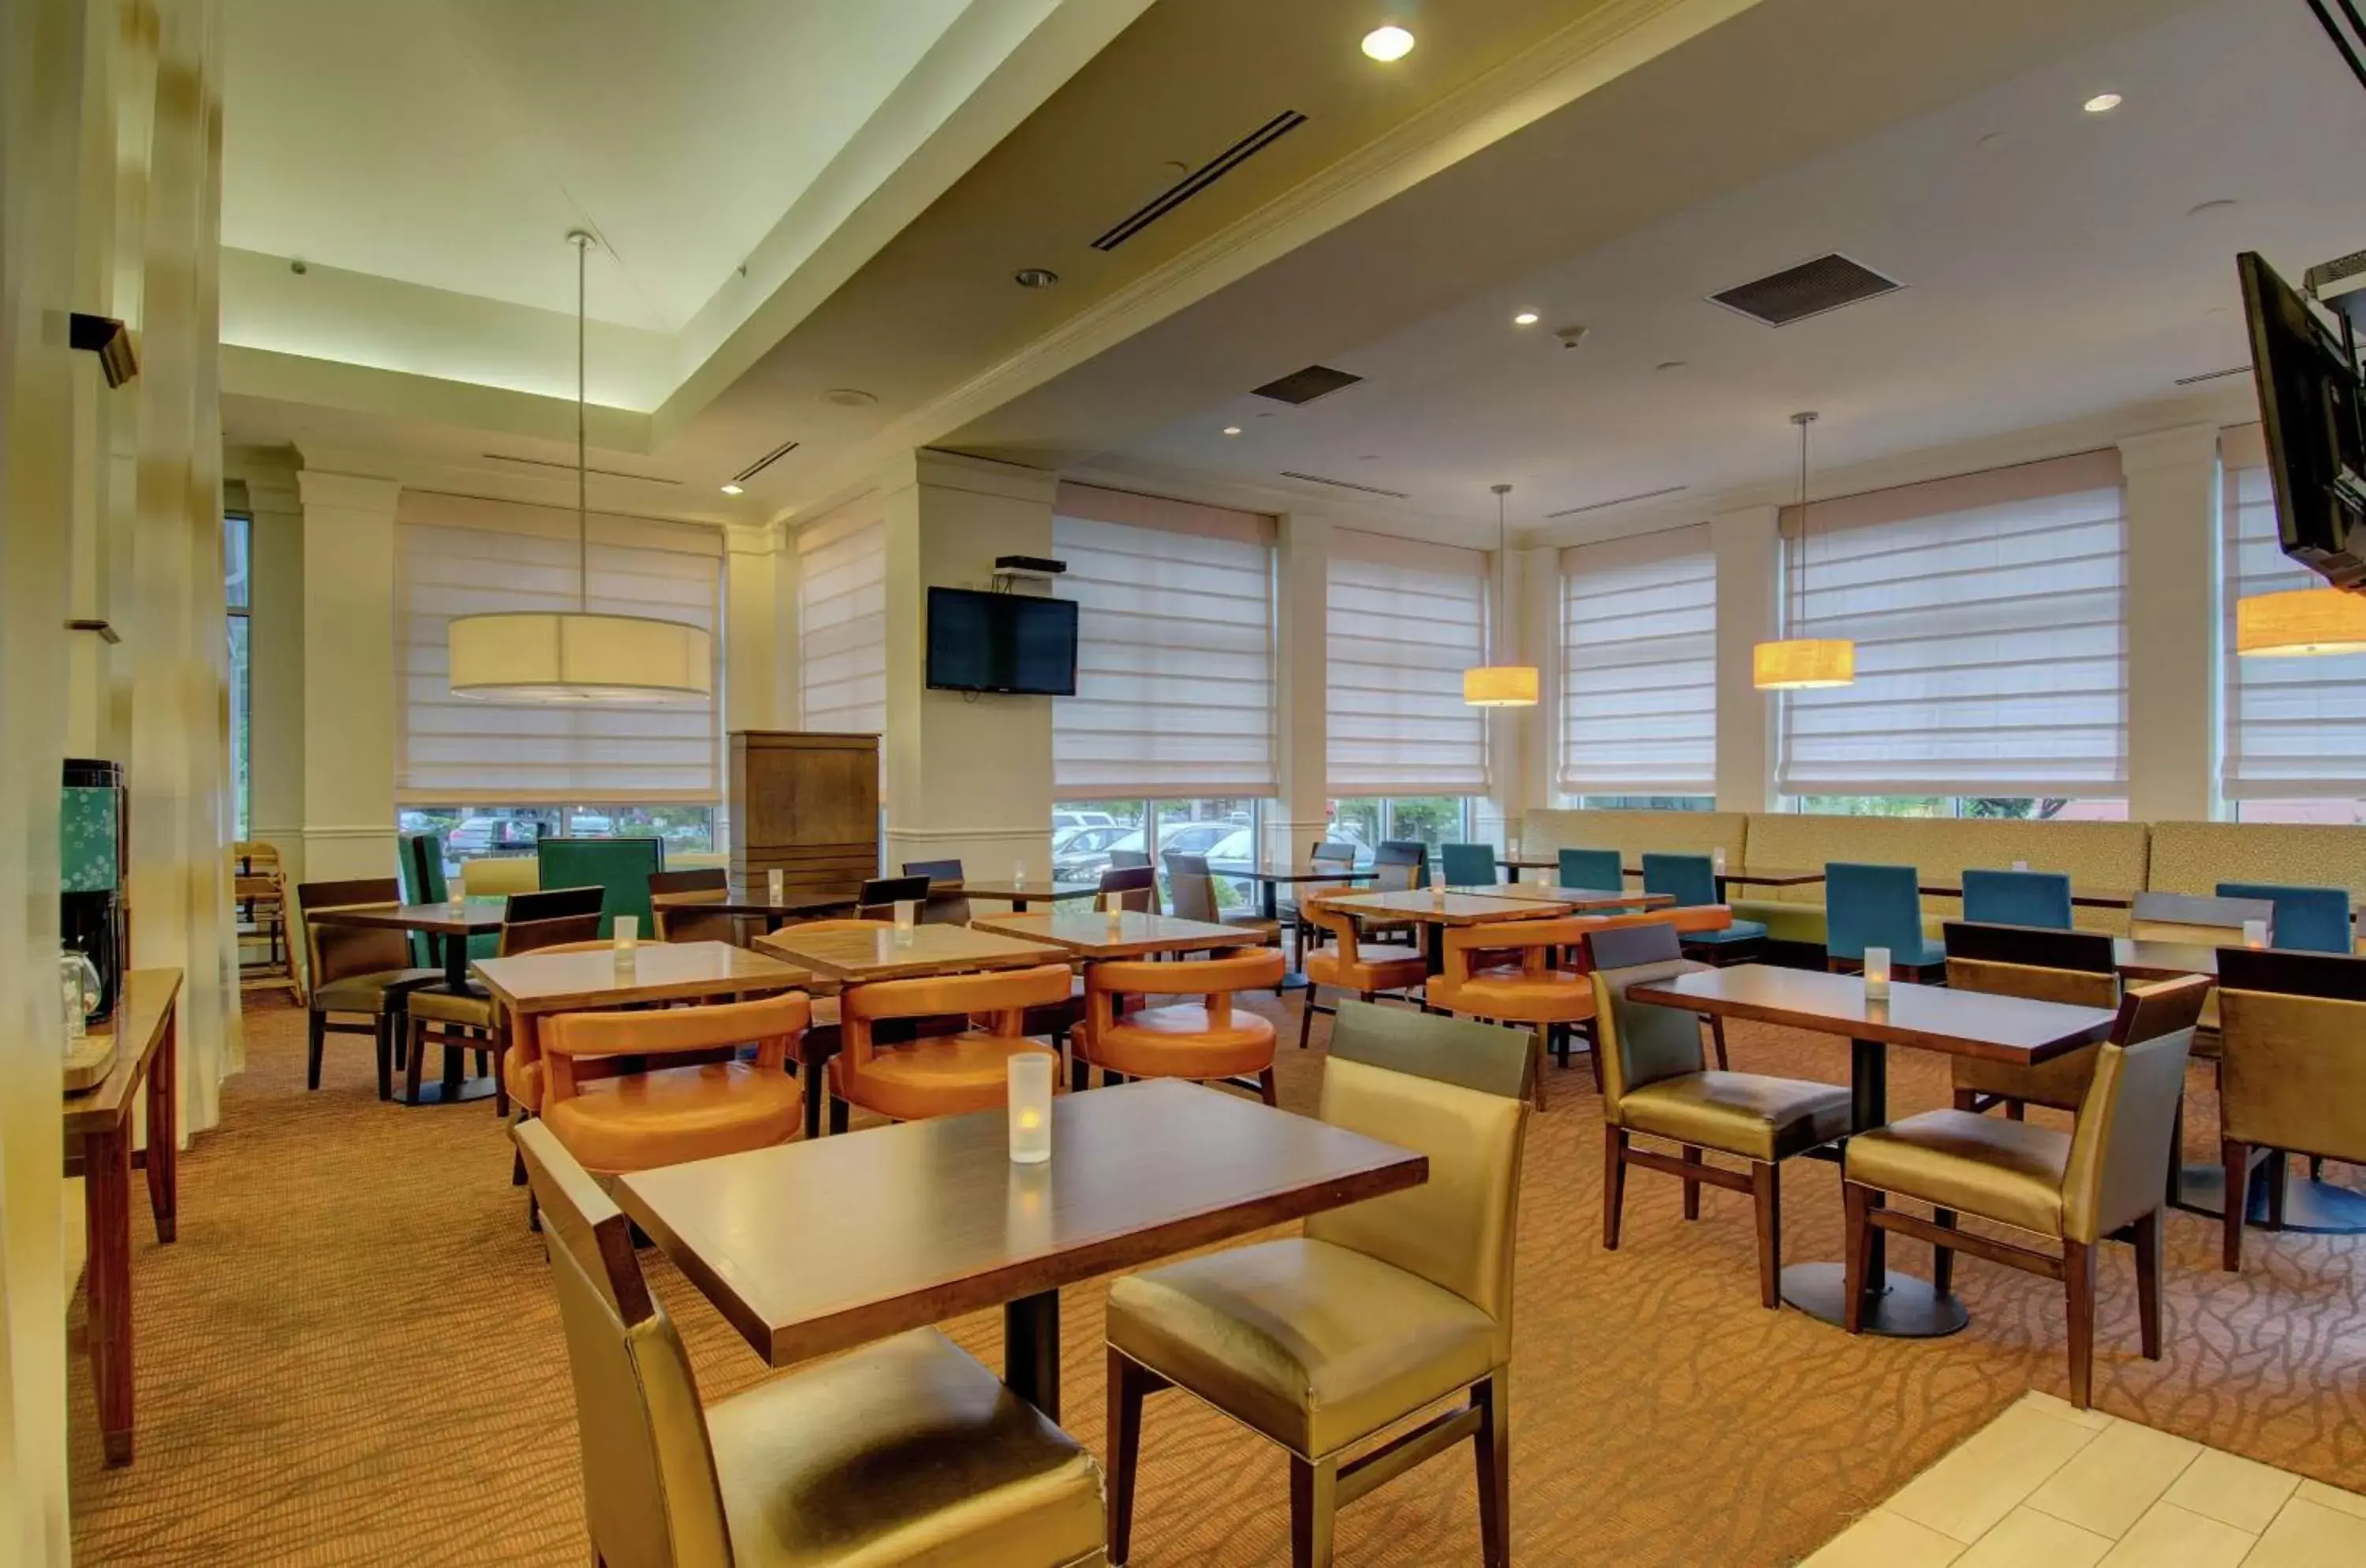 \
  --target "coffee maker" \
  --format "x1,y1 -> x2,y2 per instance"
61,757 -> 127,1023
